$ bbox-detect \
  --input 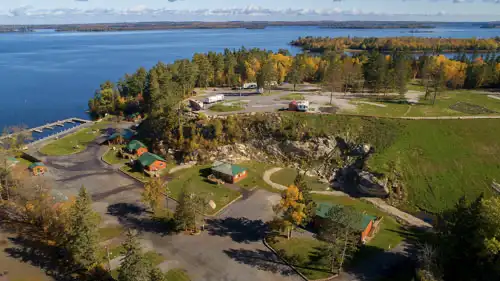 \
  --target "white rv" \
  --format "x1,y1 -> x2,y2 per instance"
296,101 -> 310,112
203,94 -> 225,104
243,83 -> 258,89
